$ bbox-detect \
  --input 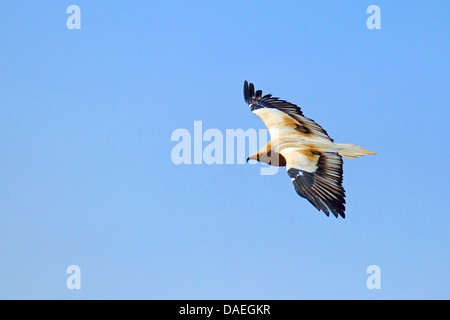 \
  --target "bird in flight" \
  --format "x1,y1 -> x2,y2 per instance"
244,81 -> 375,218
